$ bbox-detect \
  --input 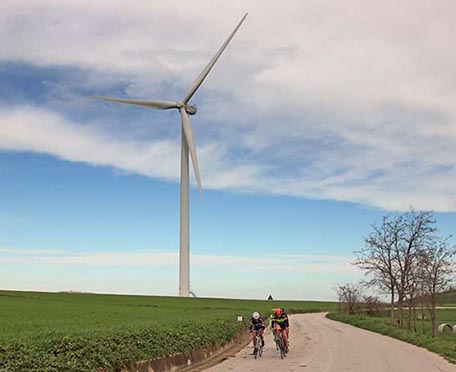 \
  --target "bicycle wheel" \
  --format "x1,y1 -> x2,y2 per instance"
275,332 -> 284,359
253,336 -> 259,359
257,336 -> 263,357
274,331 -> 280,351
